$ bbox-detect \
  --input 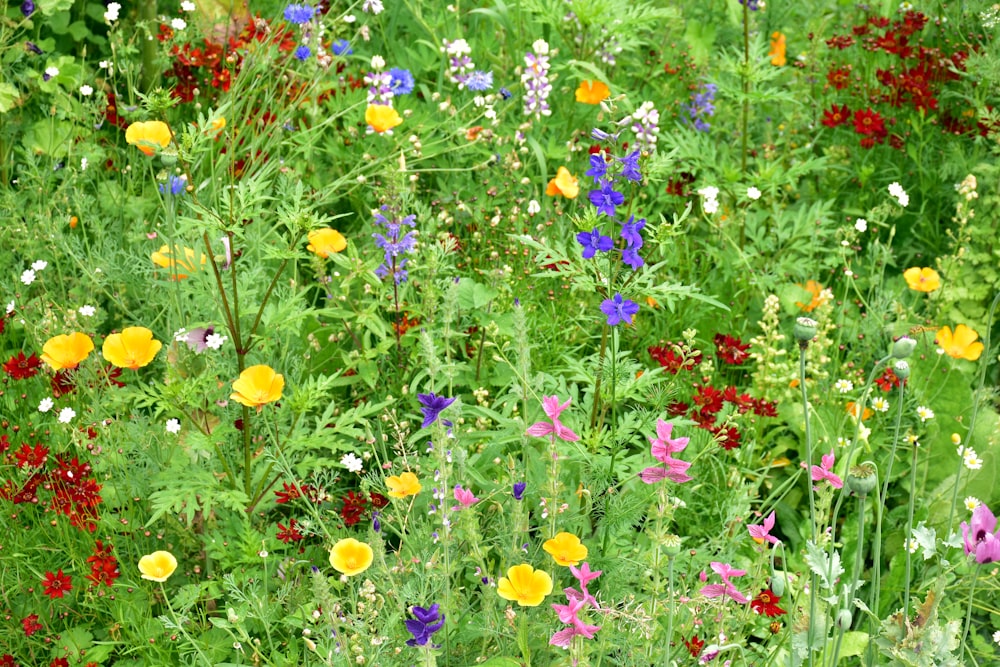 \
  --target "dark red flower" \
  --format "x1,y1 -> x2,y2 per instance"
1,654 -> 19,667
274,481 -> 319,504
722,386 -> 754,413
648,343 -> 702,374
667,401 -> 689,416
0,434 -> 9,453
369,492 -> 389,509
14,442 -> 49,469
684,635 -> 705,657
341,491 -> 368,527
41,569 -> 73,599
3,351 -> 42,379
710,425 -> 742,451
825,35 -> 855,50
692,384 -> 724,415
821,103 -> 851,128
853,108 -> 885,136
713,333 -> 750,365
22,613 -> 43,637
751,588 -> 787,617
51,369 -> 76,398
49,659 -> 69,667
874,366 -> 902,392
86,540 -> 119,587
276,518 -> 305,543
826,65 -> 851,90
752,398 -> 779,418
